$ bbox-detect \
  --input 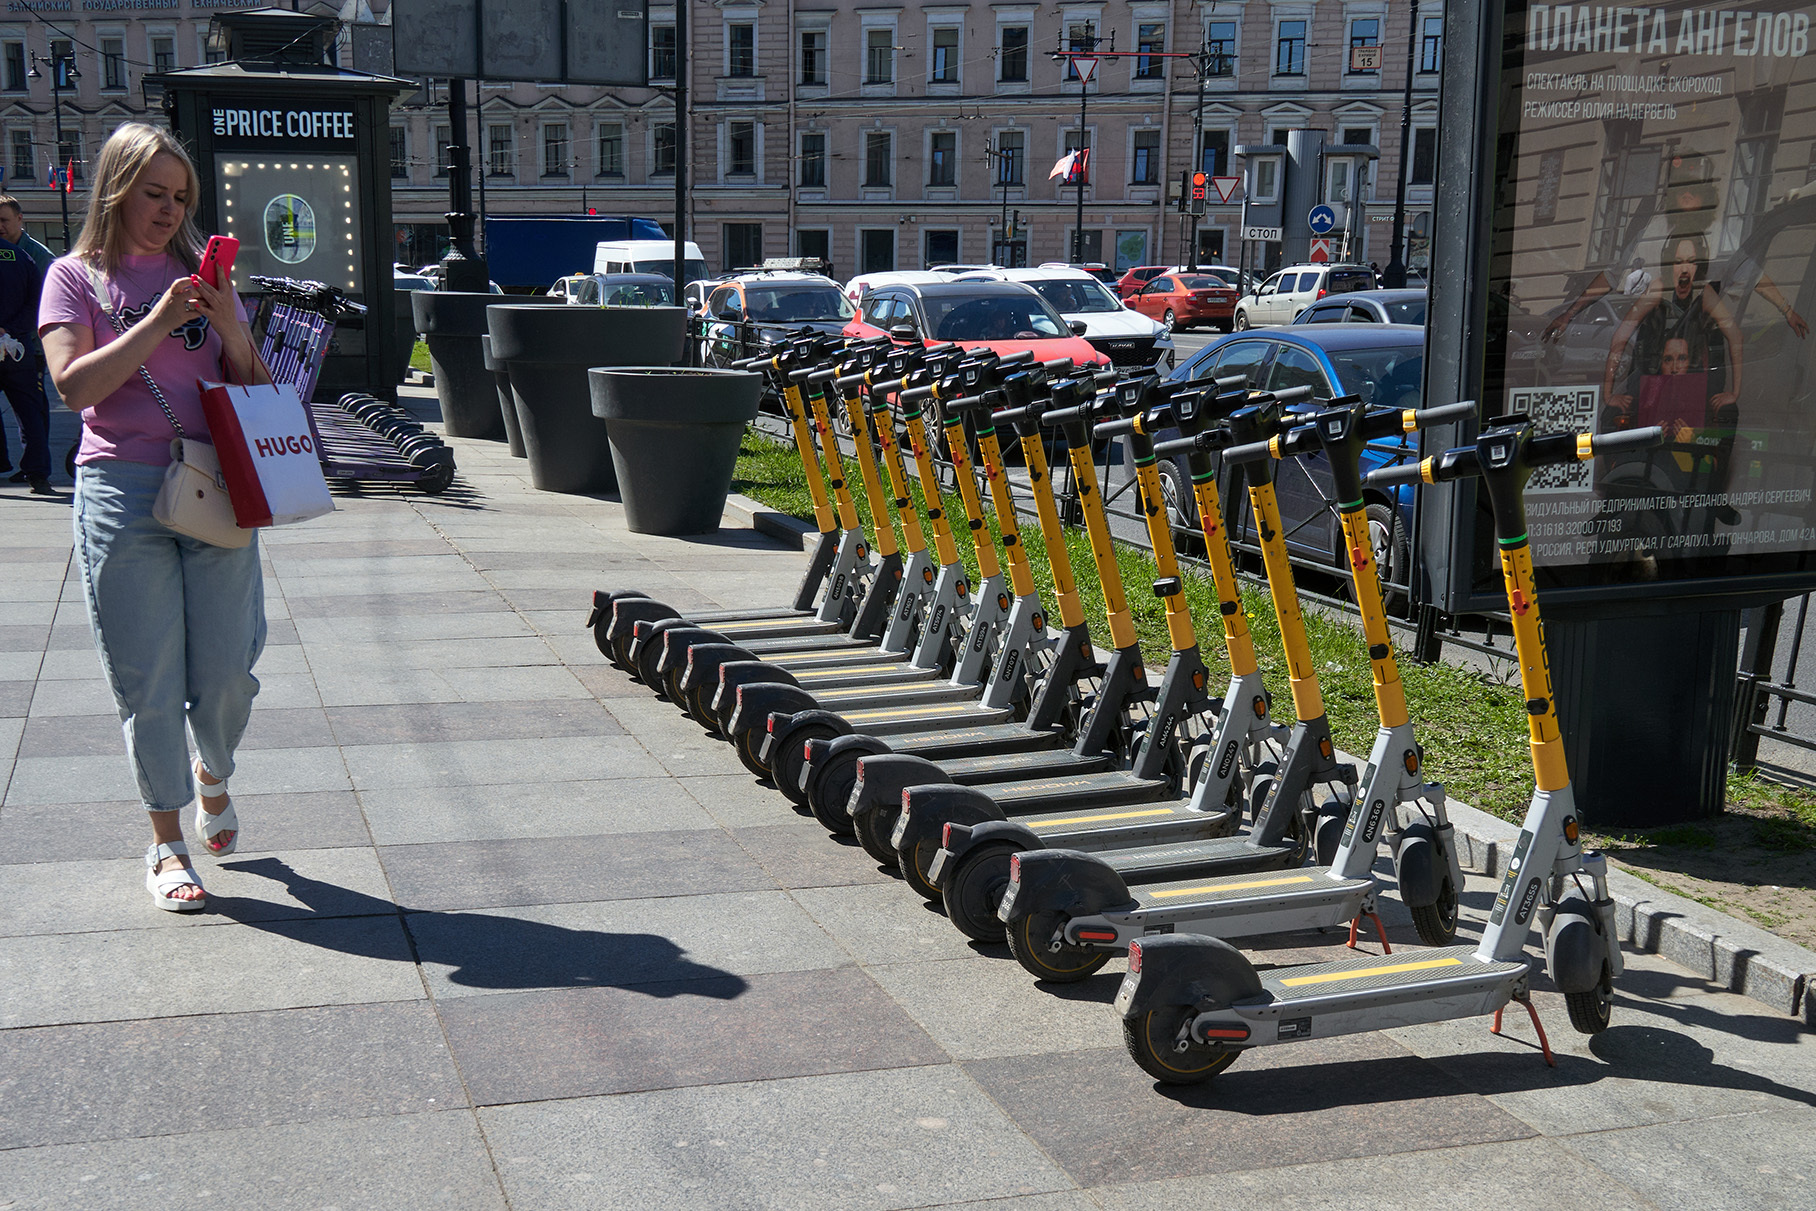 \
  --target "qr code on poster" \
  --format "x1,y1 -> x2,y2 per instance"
1508,386 -> 1599,493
